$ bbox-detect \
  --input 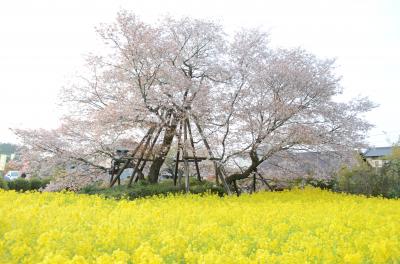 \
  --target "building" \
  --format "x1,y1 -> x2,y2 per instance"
363,147 -> 393,168
0,153 -> 16,175
0,154 -> 7,172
